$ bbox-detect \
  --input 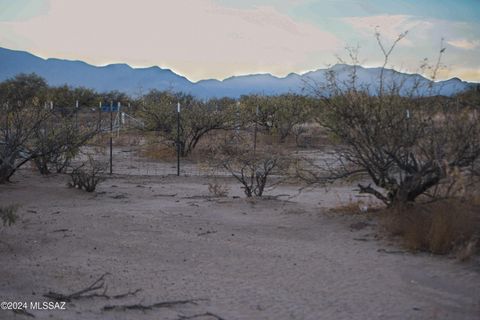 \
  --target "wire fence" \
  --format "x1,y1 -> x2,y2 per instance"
72,107 -> 329,178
